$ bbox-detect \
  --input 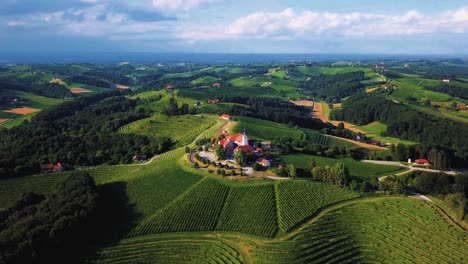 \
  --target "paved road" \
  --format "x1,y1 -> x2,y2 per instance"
362,160 -> 460,179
